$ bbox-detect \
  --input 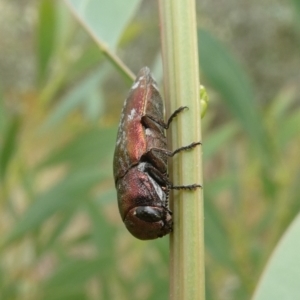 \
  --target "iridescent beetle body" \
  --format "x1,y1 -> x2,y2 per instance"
113,67 -> 201,240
